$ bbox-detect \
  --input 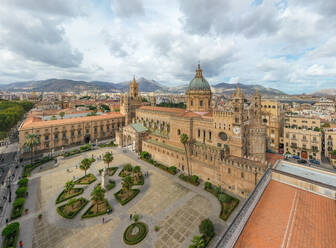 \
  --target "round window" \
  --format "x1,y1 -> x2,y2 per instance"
219,132 -> 228,141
